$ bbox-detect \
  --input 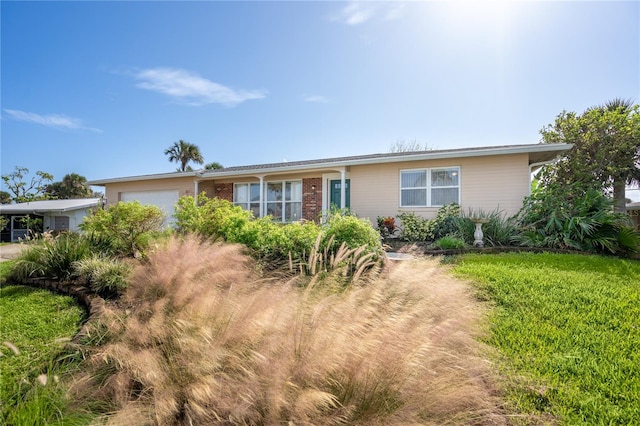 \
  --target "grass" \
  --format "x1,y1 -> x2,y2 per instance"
0,260 -> 88,425
453,252 -> 640,424
70,236 -> 504,425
